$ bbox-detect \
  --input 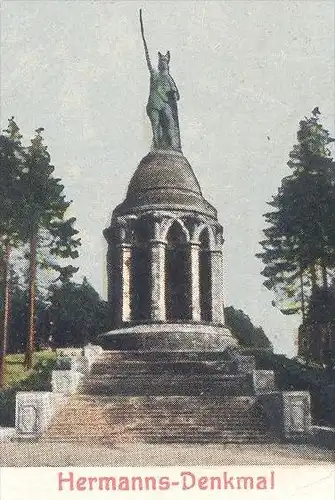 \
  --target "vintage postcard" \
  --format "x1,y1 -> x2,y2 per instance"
0,1 -> 334,498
